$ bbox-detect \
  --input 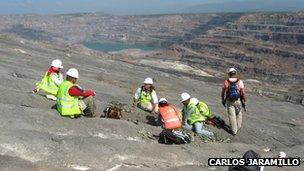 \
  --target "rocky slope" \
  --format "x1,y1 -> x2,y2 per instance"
1,12 -> 303,106
0,33 -> 303,170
